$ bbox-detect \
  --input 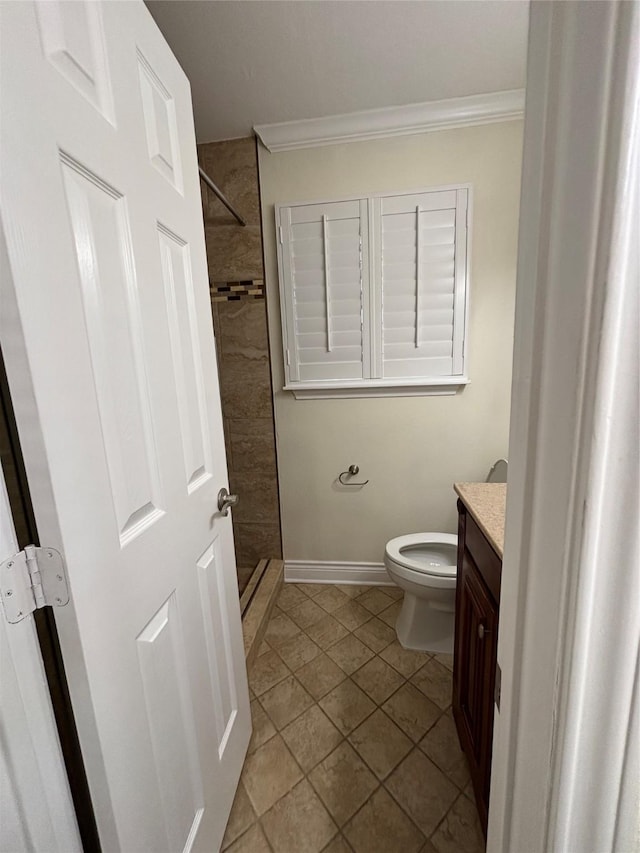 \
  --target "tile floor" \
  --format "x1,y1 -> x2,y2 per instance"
223,583 -> 485,853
